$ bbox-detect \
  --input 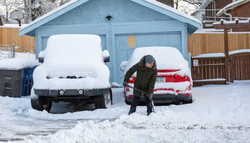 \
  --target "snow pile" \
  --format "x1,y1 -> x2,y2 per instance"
33,34 -> 110,90
125,47 -> 191,77
0,52 -> 39,70
0,81 -> 250,142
